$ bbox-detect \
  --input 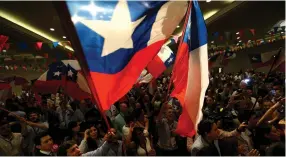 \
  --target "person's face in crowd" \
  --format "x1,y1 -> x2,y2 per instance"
129,96 -> 136,105
37,135 -> 54,151
240,82 -> 247,89
246,89 -> 253,96
207,89 -> 214,97
67,144 -> 82,156
265,126 -> 281,142
138,109 -> 145,121
72,123 -> 80,133
248,115 -> 260,129
135,102 -> 141,109
29,112 -> 40,122
109,128 -> 118,143
206,97 -> 214,106
89,126 -> 98,139
207,123 -> 220,140
120,103 -> 128,114
0,123 -> 11,137
262,101 -> 274,110
143,94 -> 149,102
166,109 -> 174,121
